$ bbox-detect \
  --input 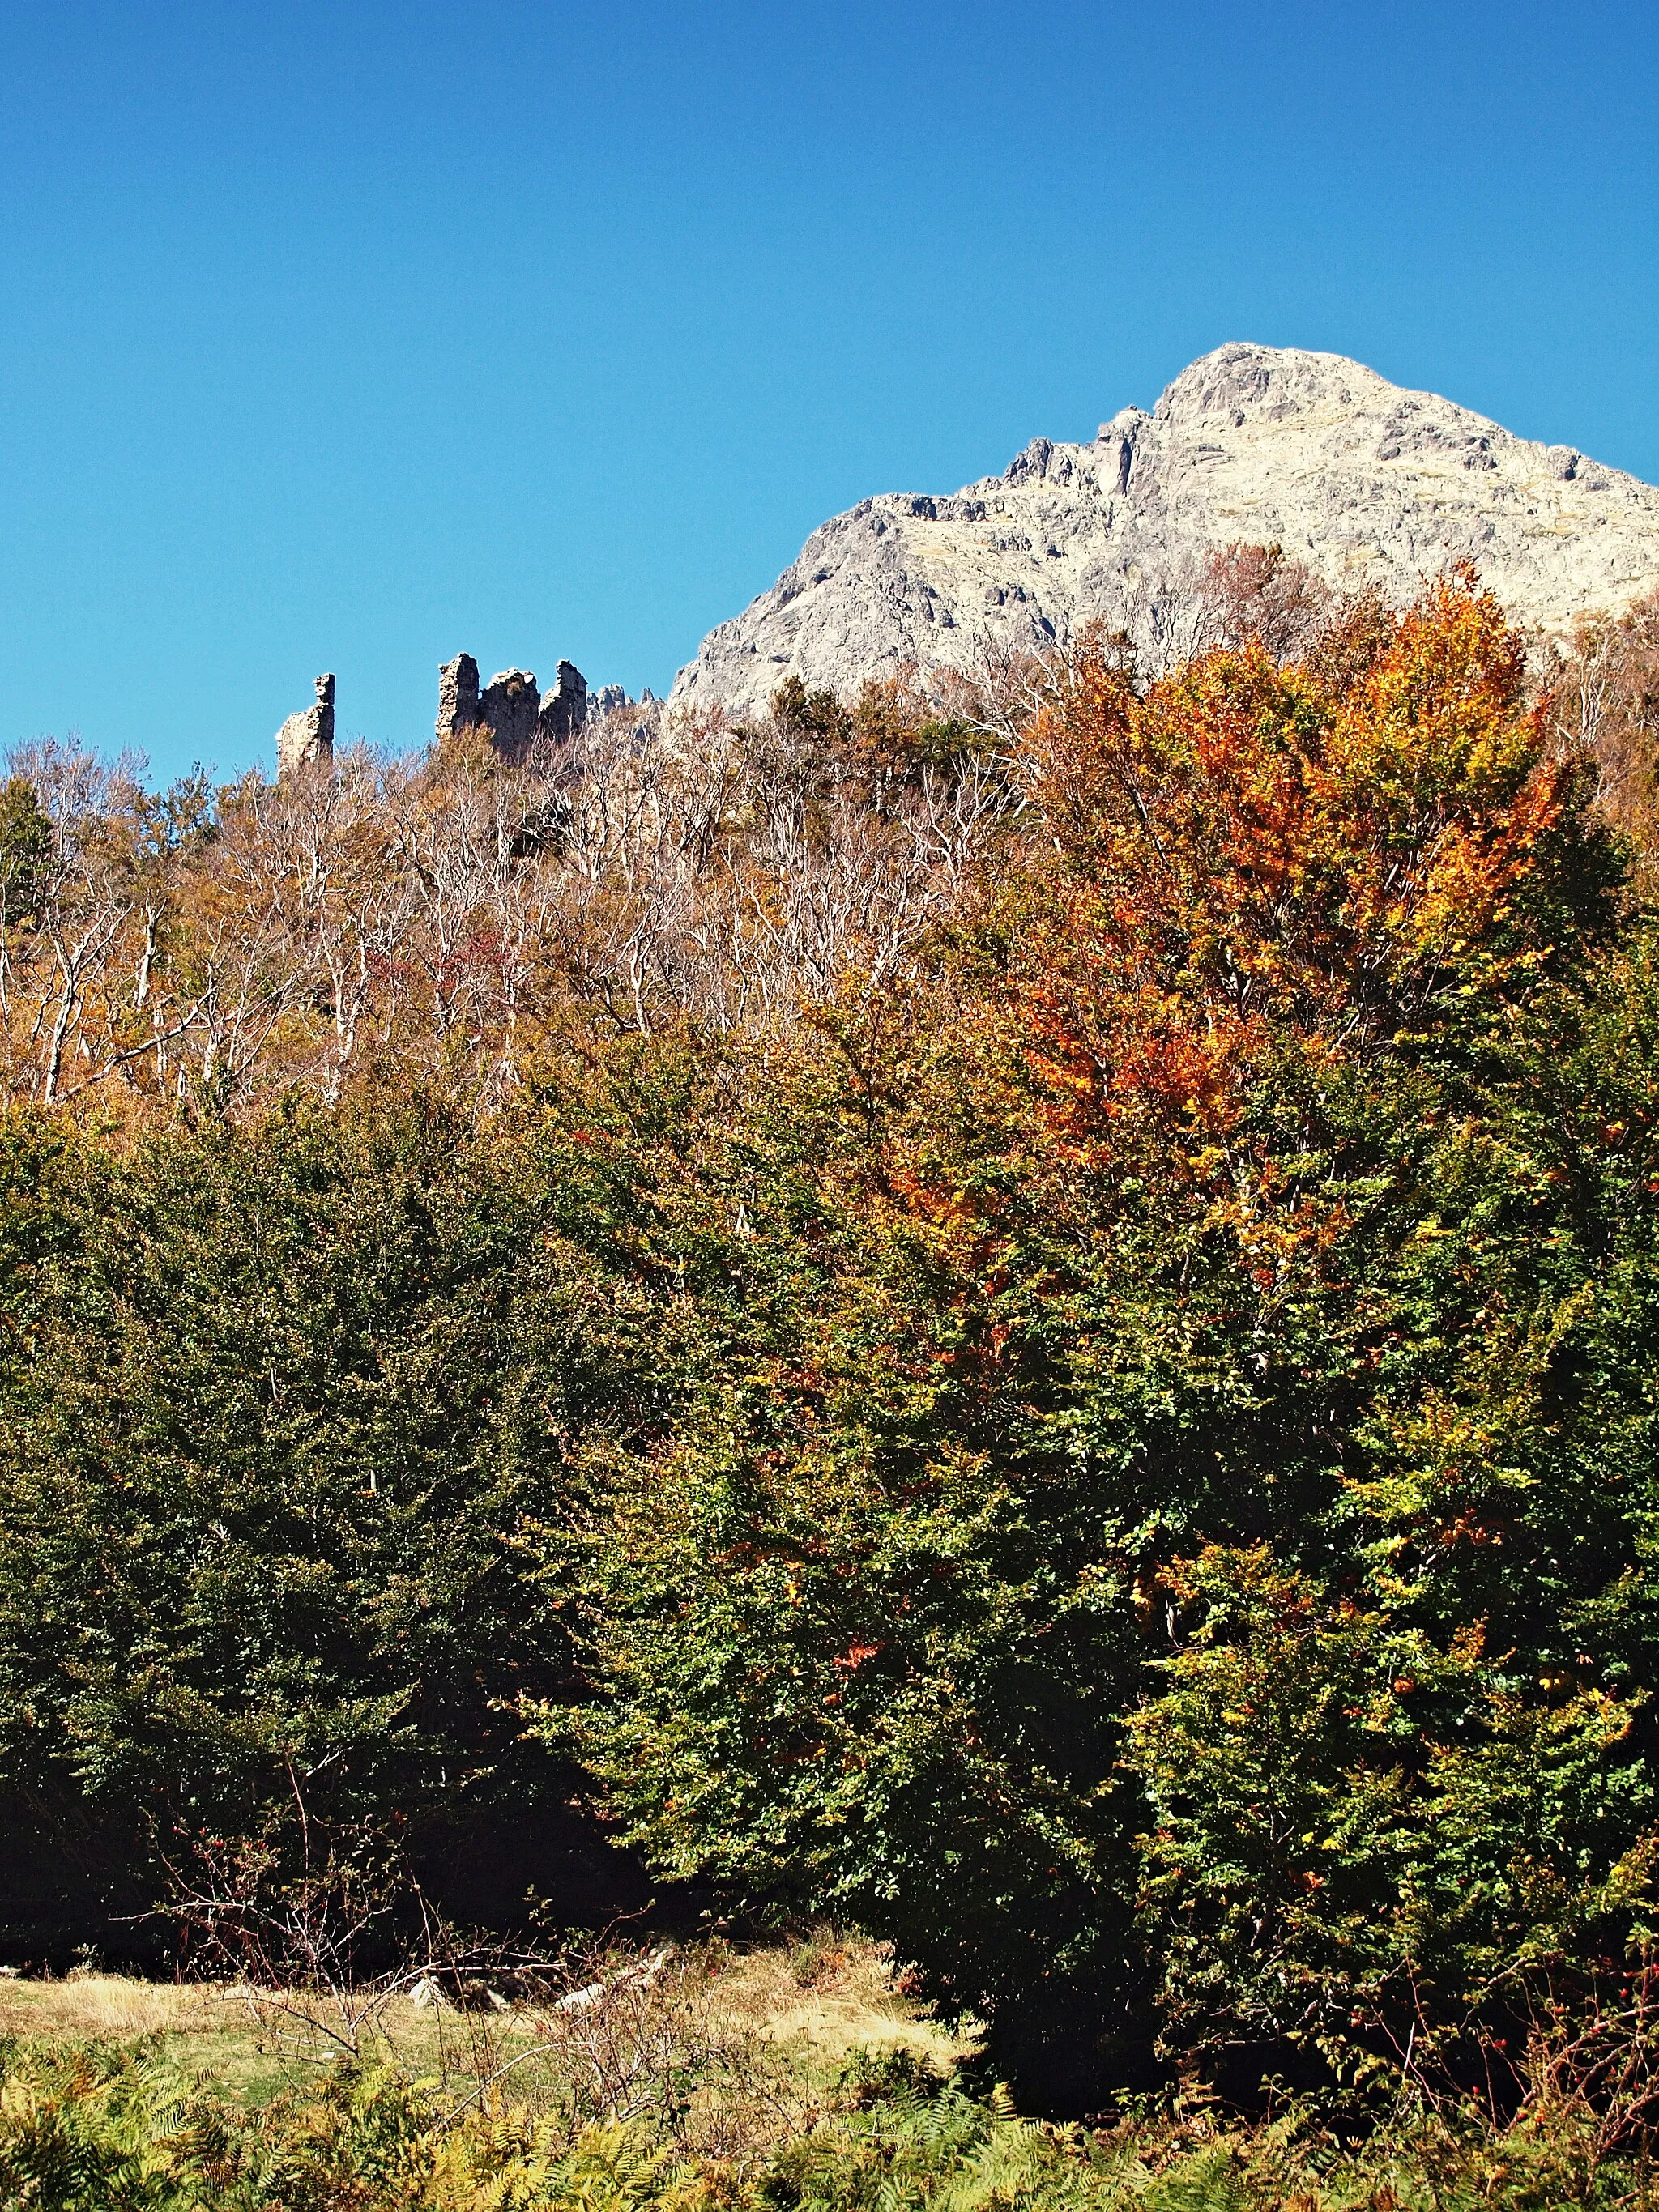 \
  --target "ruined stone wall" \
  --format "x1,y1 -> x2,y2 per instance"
479,669 -> 540,761
435,653 -> 589,758
273,655 -> 594,778
539,660 -> 588,741
275,674 -> 335,778
436,654 -> 480,743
